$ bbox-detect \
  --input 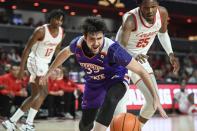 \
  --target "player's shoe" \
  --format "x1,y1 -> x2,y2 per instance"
19,123 -> 35,131
2,119 -> 17,131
